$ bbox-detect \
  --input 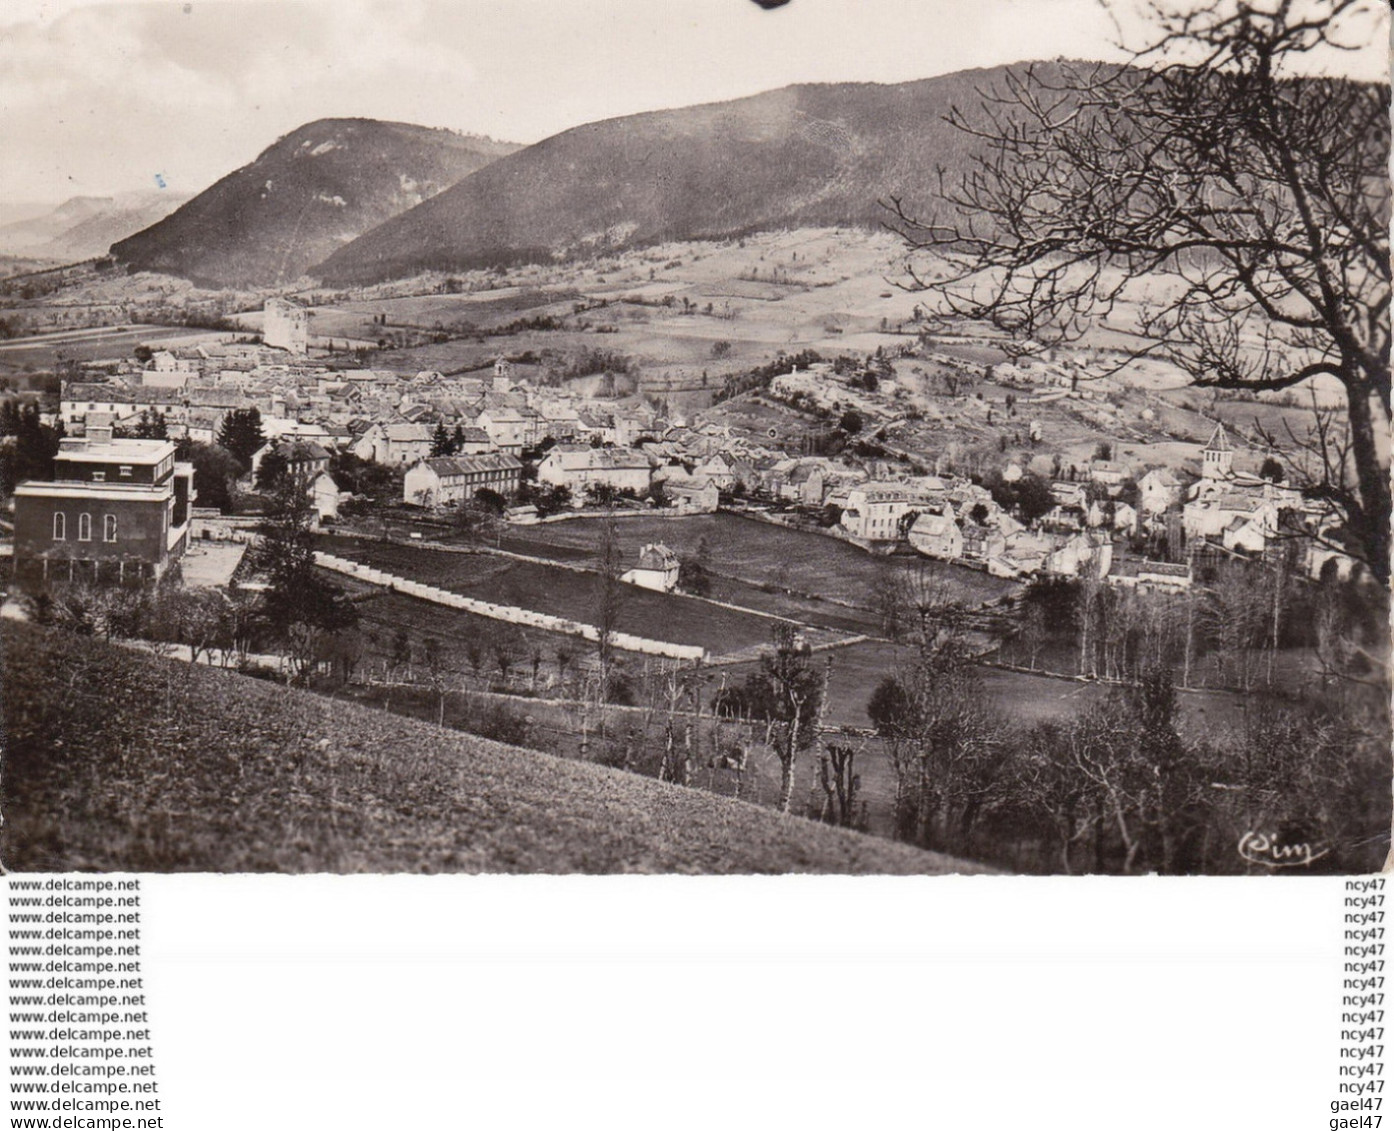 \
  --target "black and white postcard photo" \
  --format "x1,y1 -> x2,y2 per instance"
1,0 -> 1387,878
